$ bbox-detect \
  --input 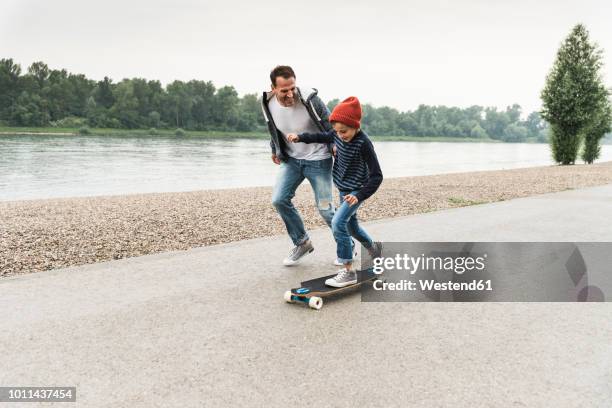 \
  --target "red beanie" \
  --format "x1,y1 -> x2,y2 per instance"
330,96 -> 362,129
